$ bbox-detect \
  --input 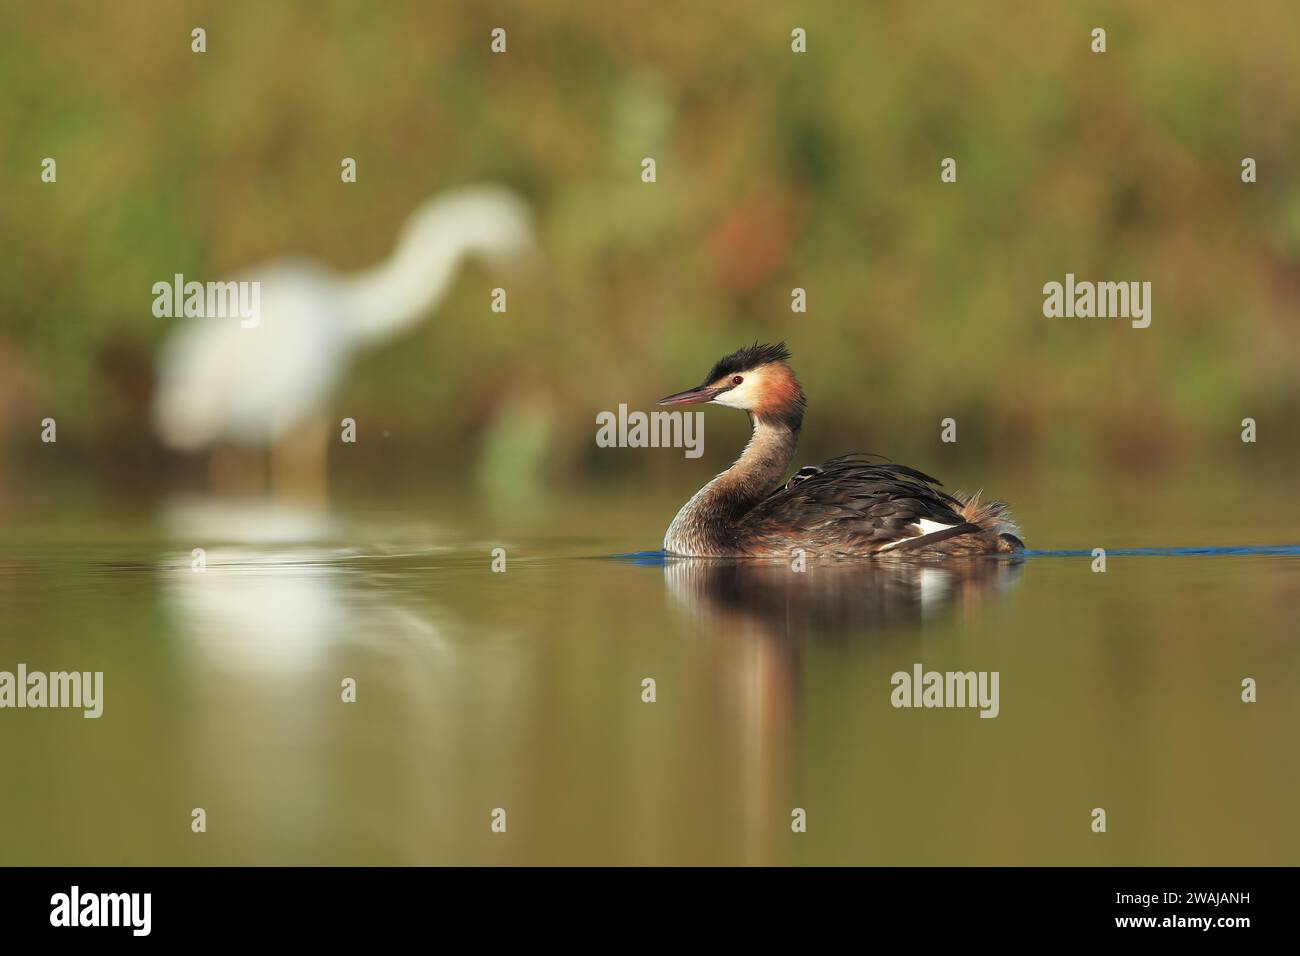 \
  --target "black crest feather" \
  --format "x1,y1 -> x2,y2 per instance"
705,342 -> 792,383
